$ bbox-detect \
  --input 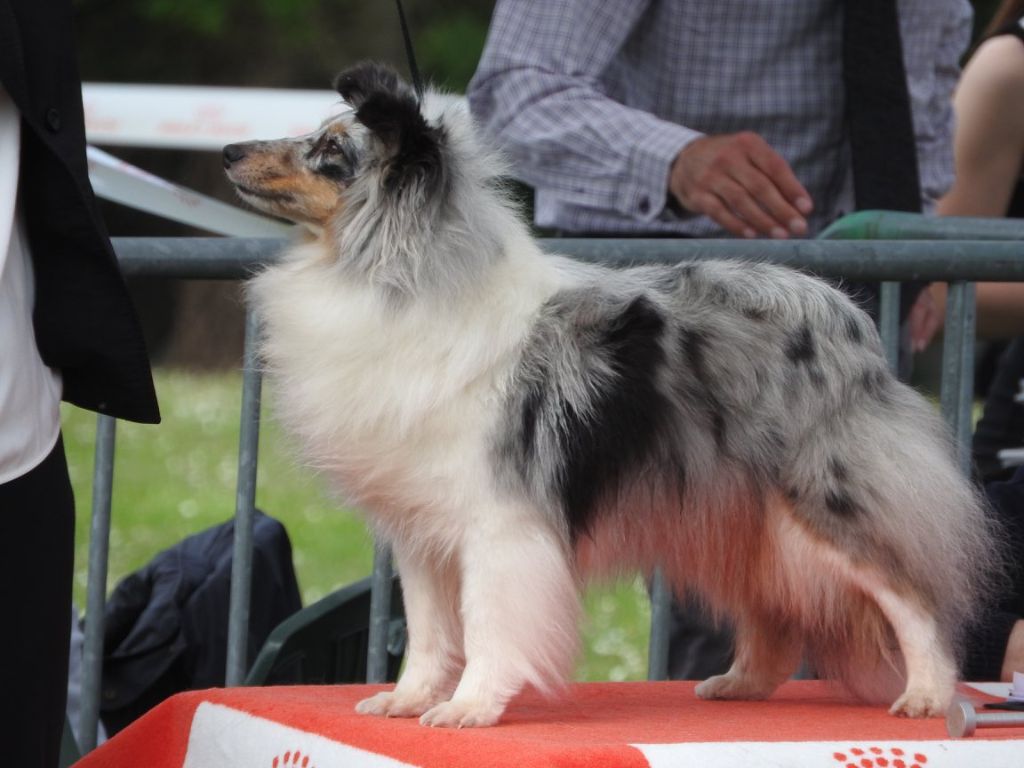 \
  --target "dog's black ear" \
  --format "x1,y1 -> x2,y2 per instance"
334,61 -> 412,109
356,91 -> 445,194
